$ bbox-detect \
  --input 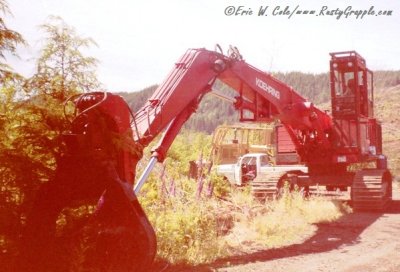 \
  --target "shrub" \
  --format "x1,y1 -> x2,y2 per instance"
139,175 -> 229,265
